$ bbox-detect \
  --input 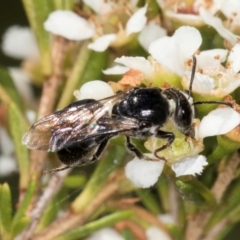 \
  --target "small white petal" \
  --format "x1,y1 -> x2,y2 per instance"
172,26 -> 202,60
185,72 -> 216,94
0,156 -> 18,177
0,127 -> 14,156
44,10 -> 95,41
83,0 -> 113,15
158,214 -> 176,225
86,227 -> 124,240
74,80 -> 114,100
171,155 -> 208,177
1,26 -> 39,60
126,4 -> 148,36
164,11 -> 204,27
26,110 -> 36,125
197,49 -> 228,71
227,43 -> 240,73
146,226 -> 171,240
115,56 -> 153,77
138,21 -> 167,51
103,65 -> 130,75
199,7 -> 238,46
125,154 -> 165,188
8,67 -> 33,104
88,34 -> 117,52
149,36 -> 182,75
221,0 -> 240,18
149,26 -> 202,76
199,108 -> 240,138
